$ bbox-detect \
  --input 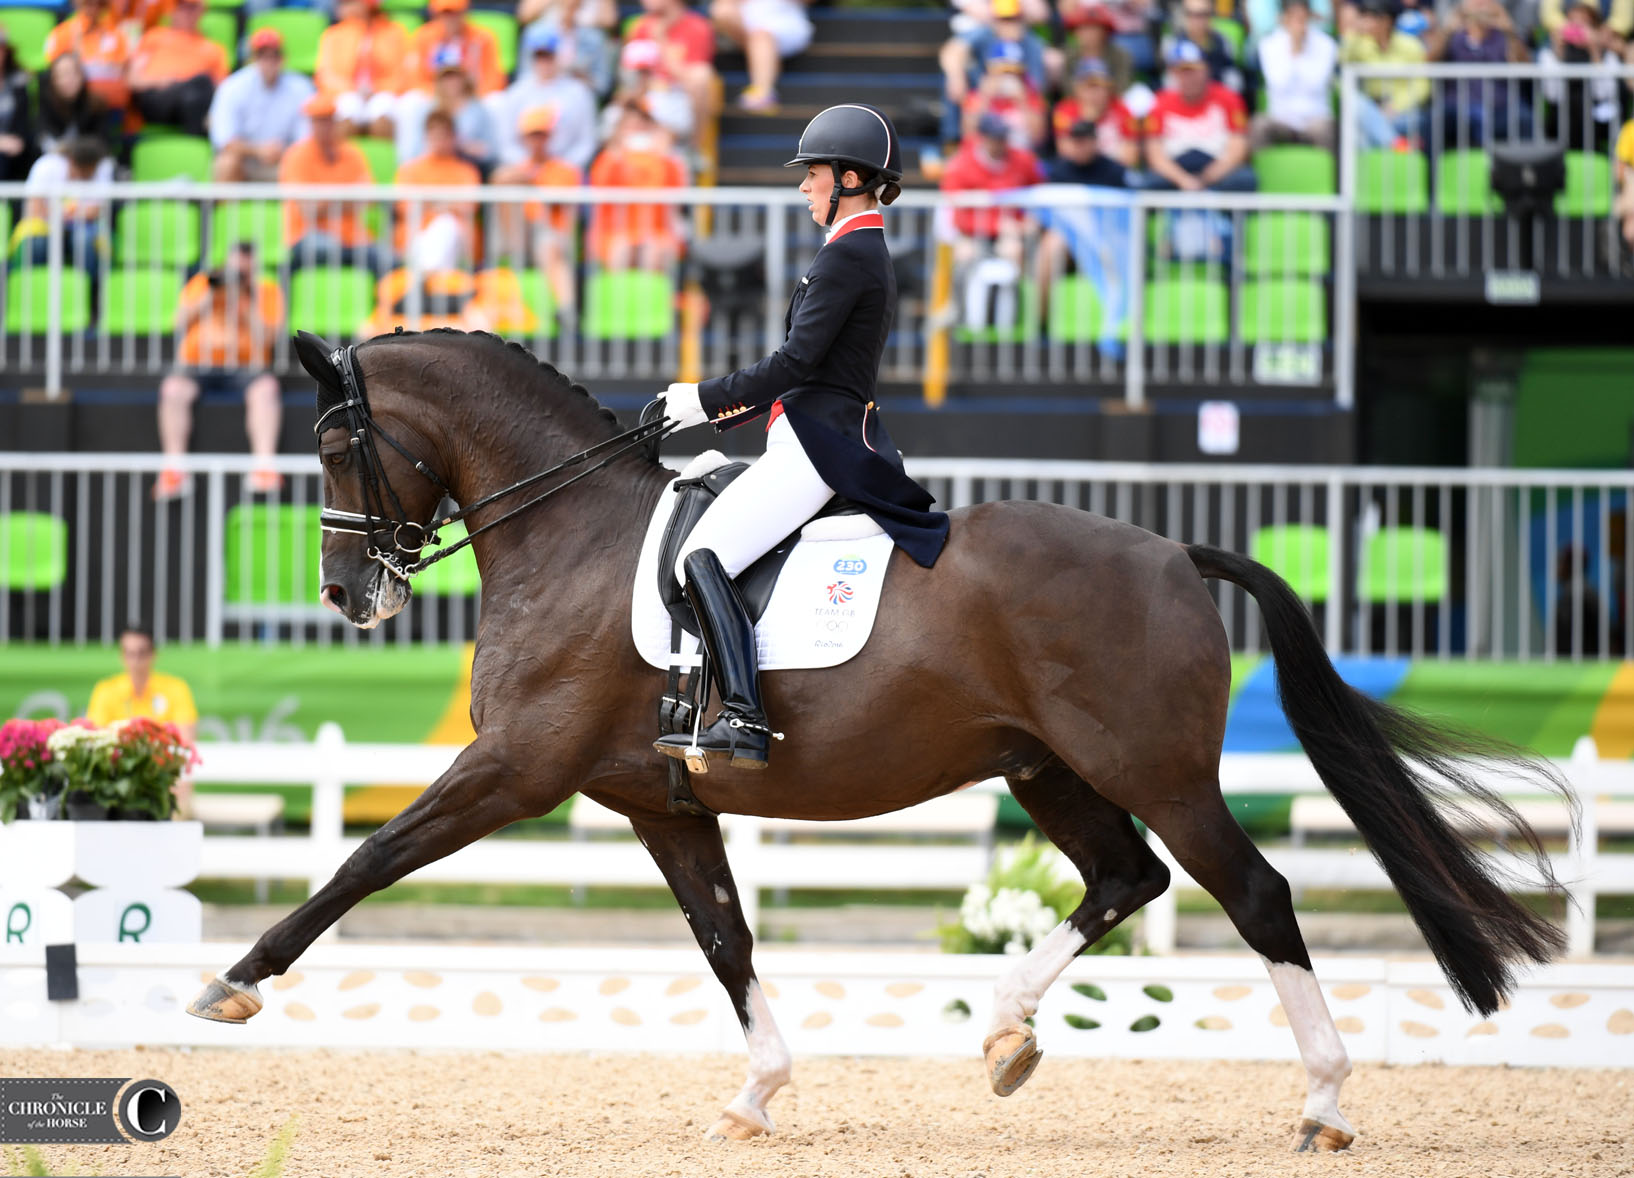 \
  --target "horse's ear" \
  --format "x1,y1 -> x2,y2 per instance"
293,331 -> 339,389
